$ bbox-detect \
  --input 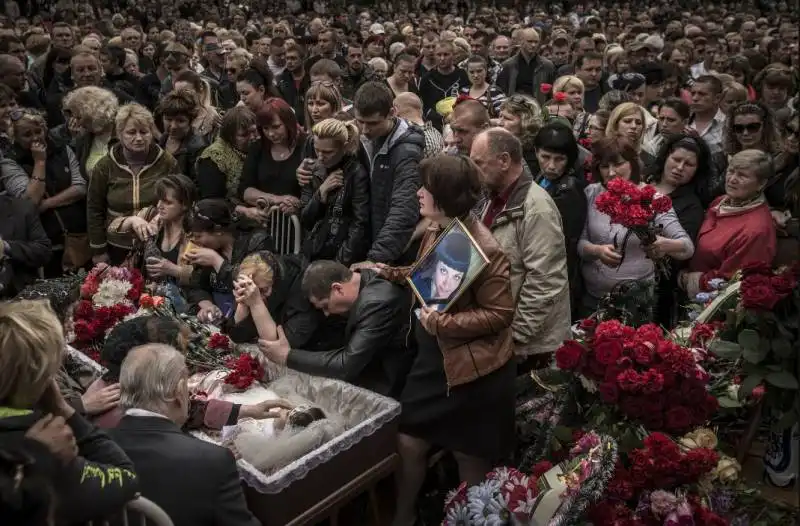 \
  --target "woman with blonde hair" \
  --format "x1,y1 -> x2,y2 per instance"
299,118 -> 370,266
605,46 -> 629,74
60,86 -> 119,178
226,48 -> 252,83
606,102 -> 656,168
497,94 -> 544,168
225,250 -> 339,350
0,300 -> 139,523
553,75 -> 591,139
87,103 -> 179,265
720,81 -> 749,116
